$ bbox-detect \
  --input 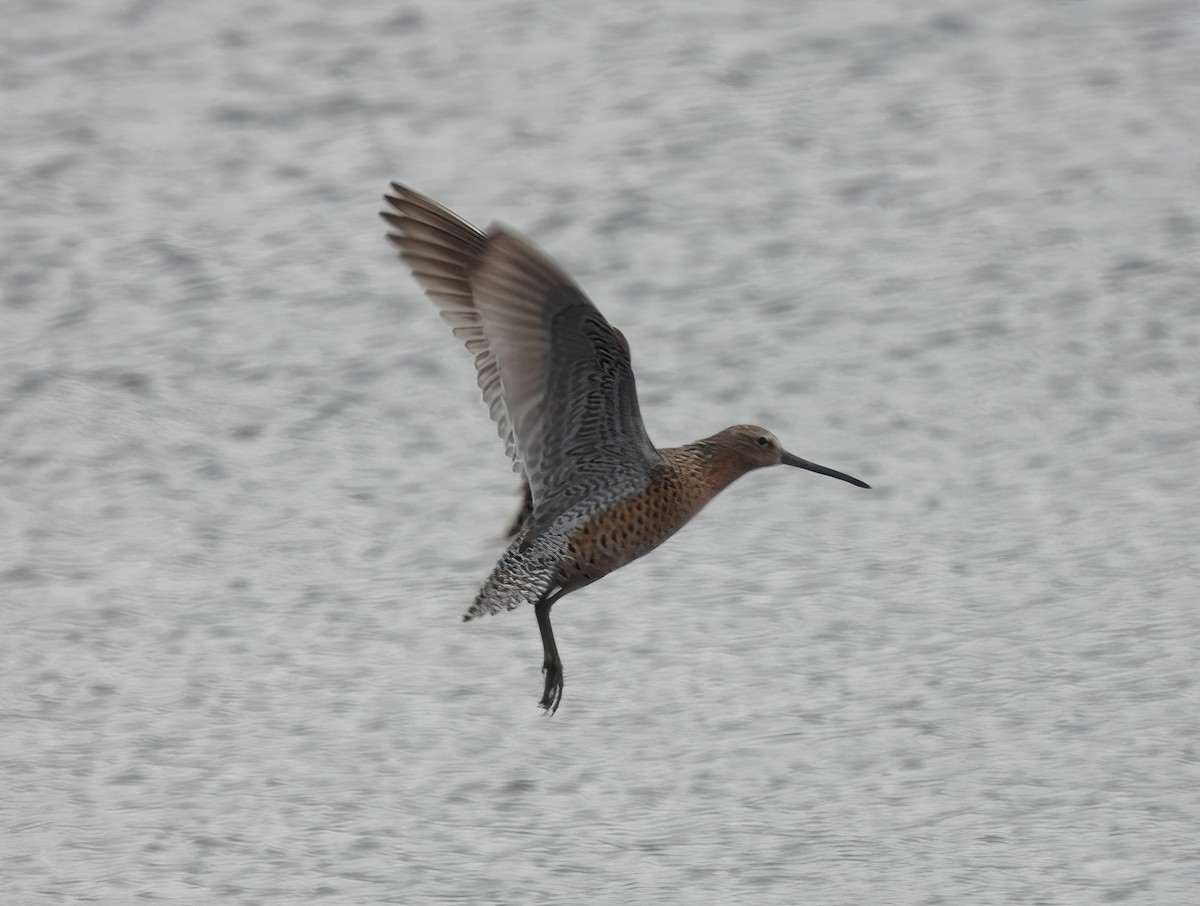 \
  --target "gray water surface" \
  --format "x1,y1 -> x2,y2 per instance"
3,1 -> 1199,903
